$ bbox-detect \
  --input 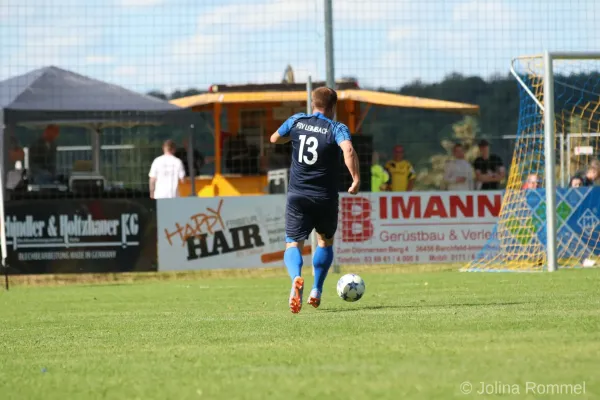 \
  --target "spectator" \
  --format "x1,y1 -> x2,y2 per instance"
148,140 -> 185,199
570,176 -> 584,188
385,145 -> 416,192
590,159 -> 600,184
371,152 -> 390,192
576,165 -> 598,186
443,143 -> 474,190
29,124 -> 60,184
175,138 -> 205,177
473,139 -> 505,190
8,128 -> 24,166
522,173 -> 539,189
